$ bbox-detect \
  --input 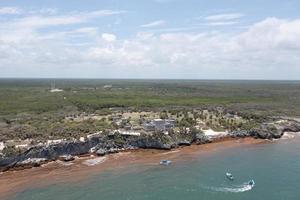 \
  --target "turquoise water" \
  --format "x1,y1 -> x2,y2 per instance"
14,137 -> 300,200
